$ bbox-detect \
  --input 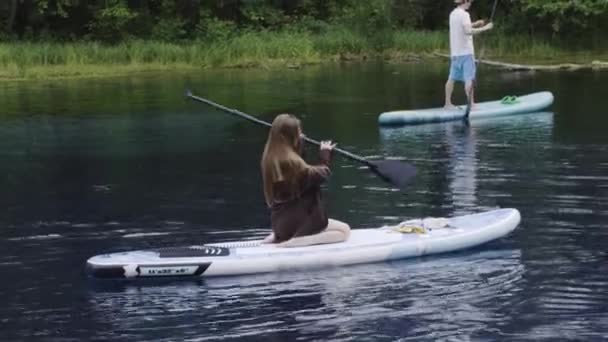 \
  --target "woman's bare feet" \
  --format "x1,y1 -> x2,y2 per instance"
261,233 -> 275,244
